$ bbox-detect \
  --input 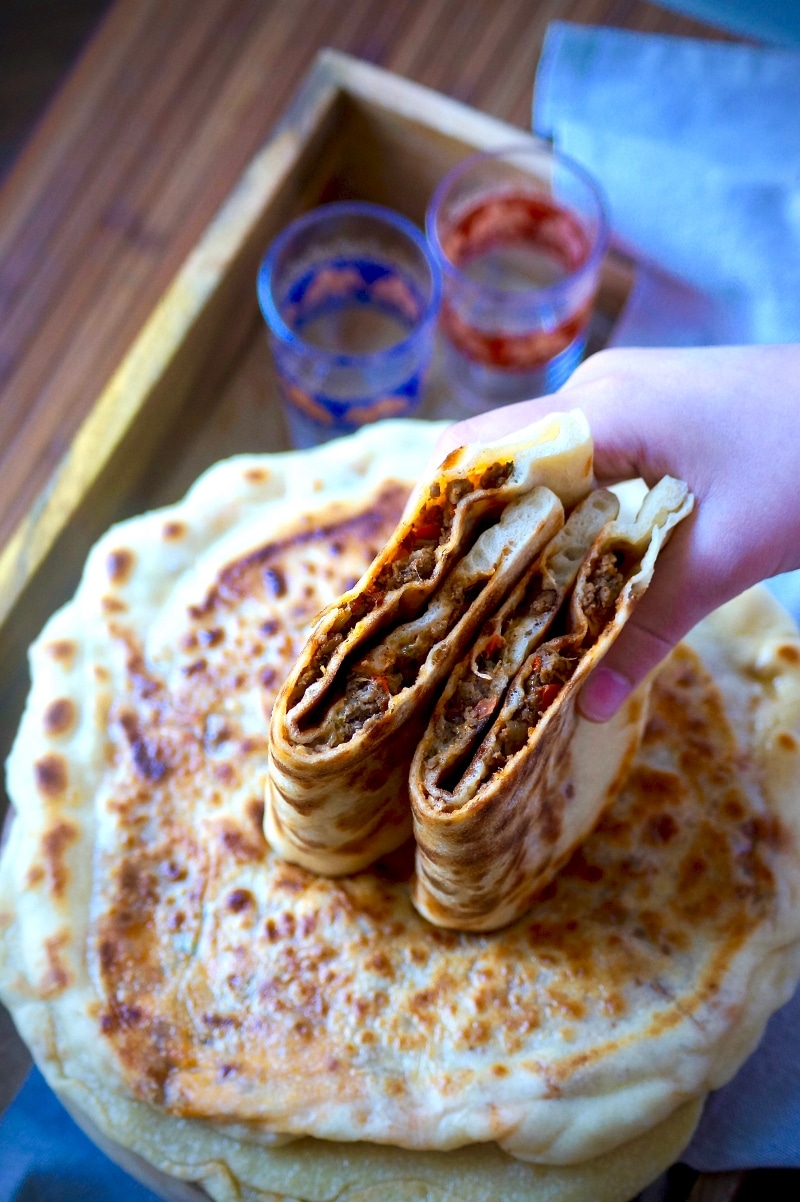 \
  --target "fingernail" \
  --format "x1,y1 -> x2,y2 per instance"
579,667 -> 631,723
